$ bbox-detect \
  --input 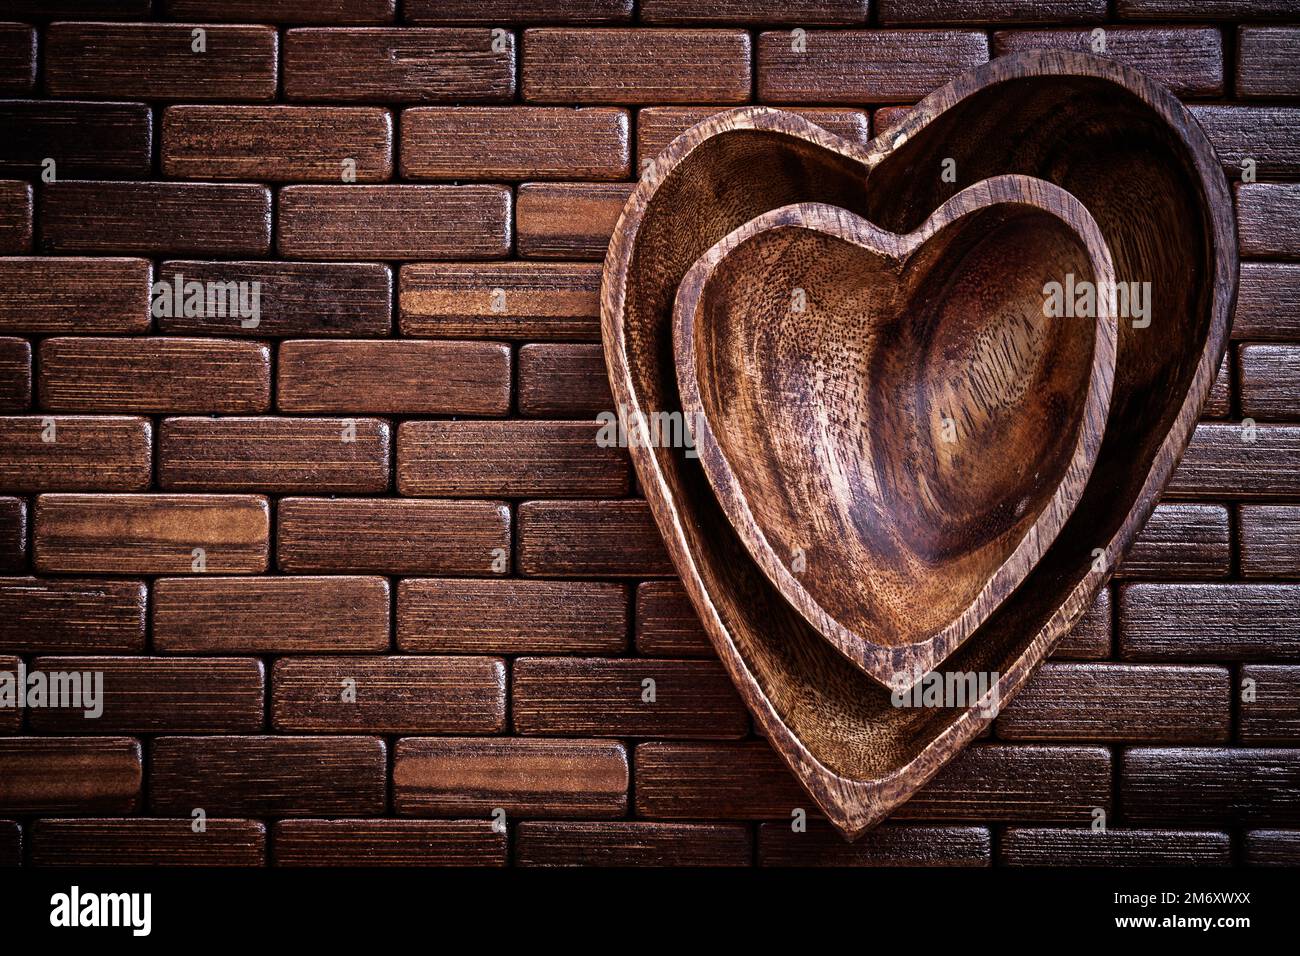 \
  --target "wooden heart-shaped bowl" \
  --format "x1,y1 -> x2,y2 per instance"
602,51 -> 1236,839
673,178 -> 1118,687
